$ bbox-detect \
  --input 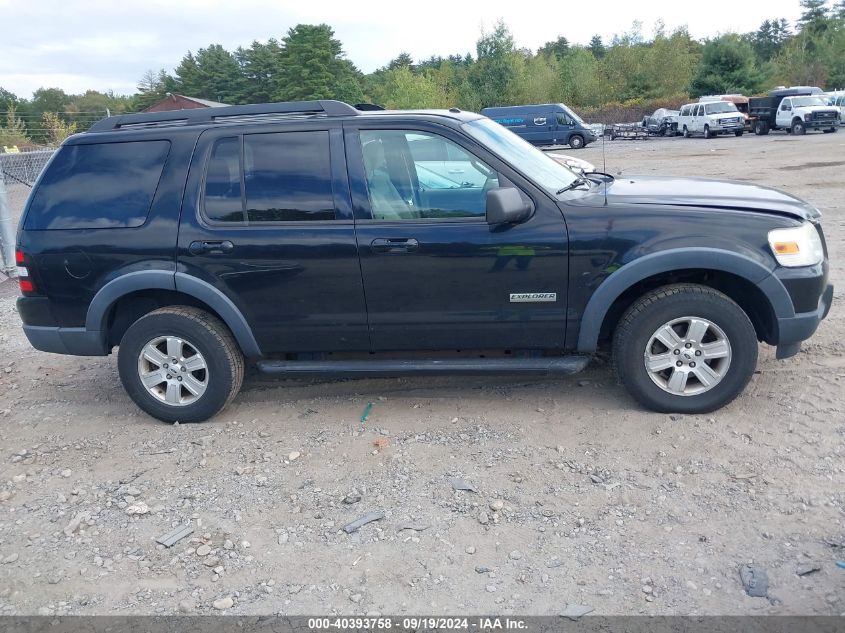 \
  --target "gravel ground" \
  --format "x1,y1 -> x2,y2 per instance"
0,131 -> 843,617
